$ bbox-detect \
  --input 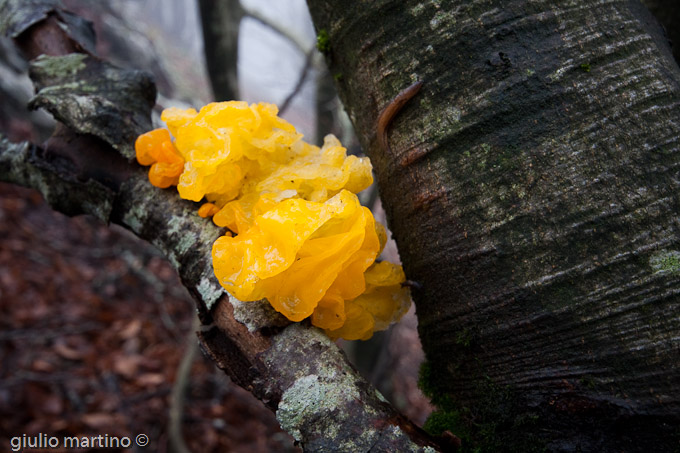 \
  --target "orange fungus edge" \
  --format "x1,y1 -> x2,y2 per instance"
198,202 -> 220,218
